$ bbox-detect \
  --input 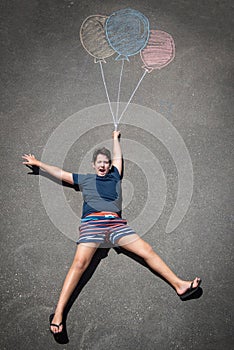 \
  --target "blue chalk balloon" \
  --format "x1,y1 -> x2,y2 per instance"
105,8 -> 150,60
